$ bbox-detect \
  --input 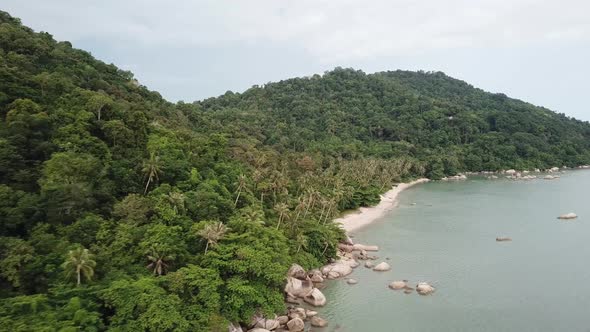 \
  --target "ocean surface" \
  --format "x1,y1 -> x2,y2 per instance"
315,170 -> 590,332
